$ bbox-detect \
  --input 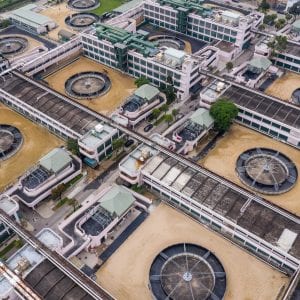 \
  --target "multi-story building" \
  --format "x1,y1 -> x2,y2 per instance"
118,144 -> 300,273
81,24 -> 202,100
6,148 -> 82,208
112,83 -> 166,127
143,0 -> 263,50
10,4 -> 56,35
200,80 -> 300,148
78,123 -> 120,167
58,185 -> 144,257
